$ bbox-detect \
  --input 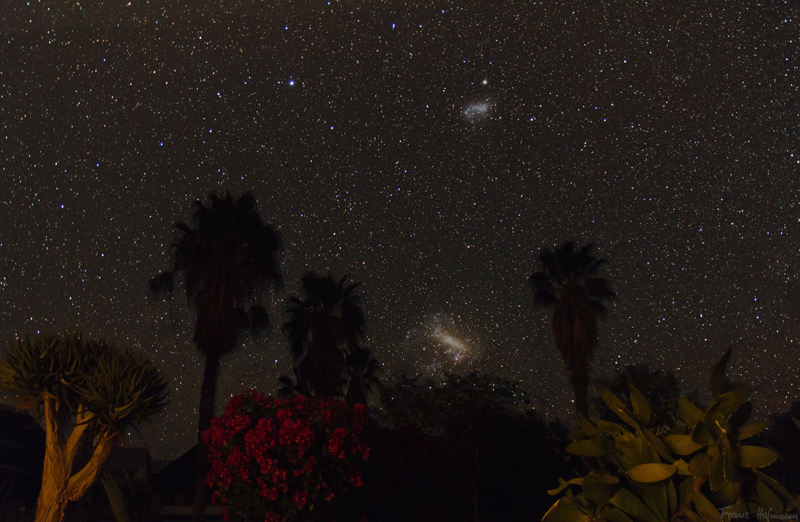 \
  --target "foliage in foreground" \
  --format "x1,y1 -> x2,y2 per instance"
204,391 -> 370,522
543,347 -> 798,522
0,332 -> 168,522
589,365 -> 683,435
